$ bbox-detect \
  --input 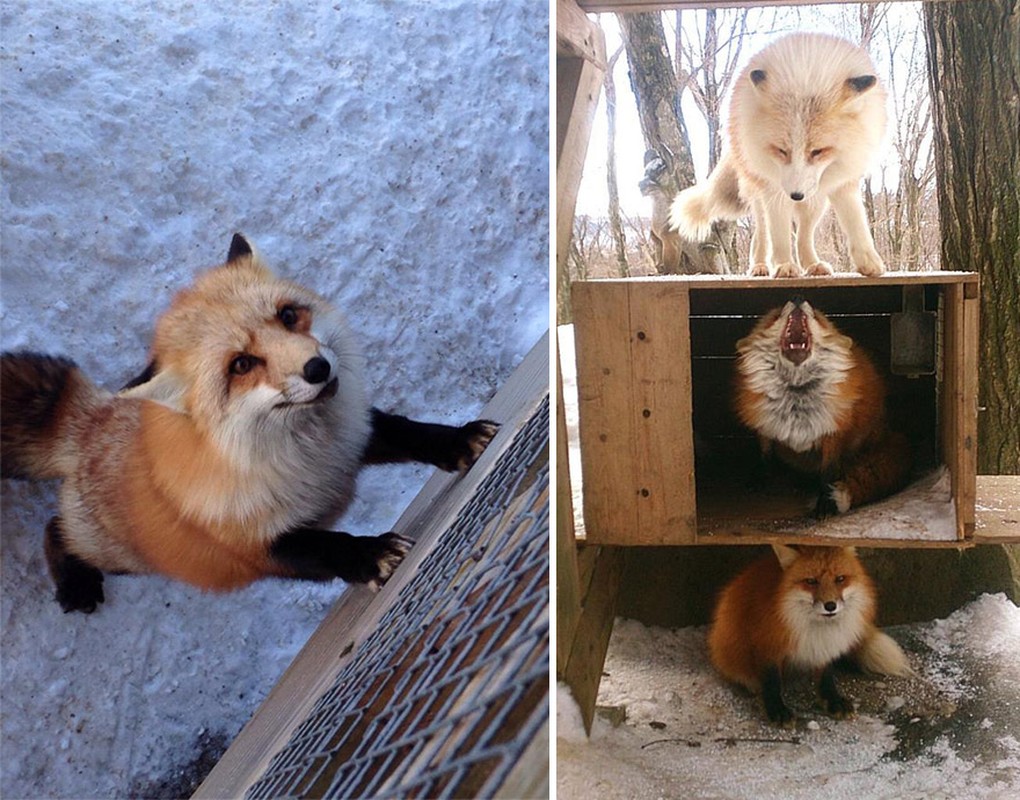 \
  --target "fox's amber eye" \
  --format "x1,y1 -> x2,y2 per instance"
278,305 -> 300,329
809,147 -> 831,160
229,355 -> 256,376
835,575 -> 846,584
804,578 -> 819,586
